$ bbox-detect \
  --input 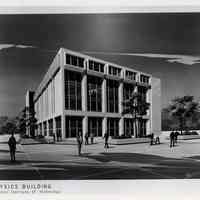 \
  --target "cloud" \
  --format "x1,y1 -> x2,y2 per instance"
0,44 -> 36,50
15,44 -> 36,48
130,53 -> 200,65
83,51 -> 200,66
0,44 -> 14,50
